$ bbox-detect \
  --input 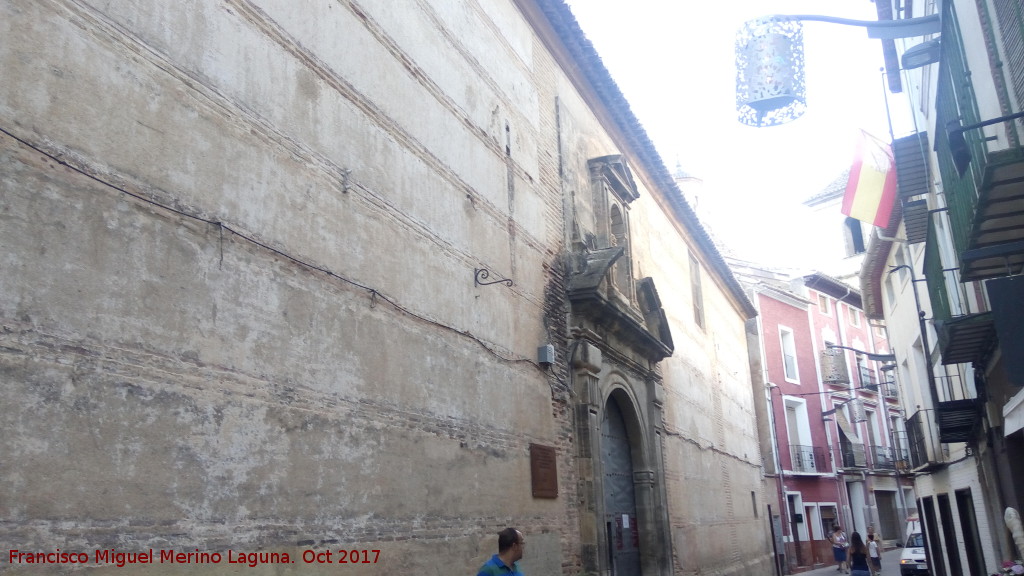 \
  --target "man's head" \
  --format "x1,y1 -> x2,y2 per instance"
498,528 -> 525,563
